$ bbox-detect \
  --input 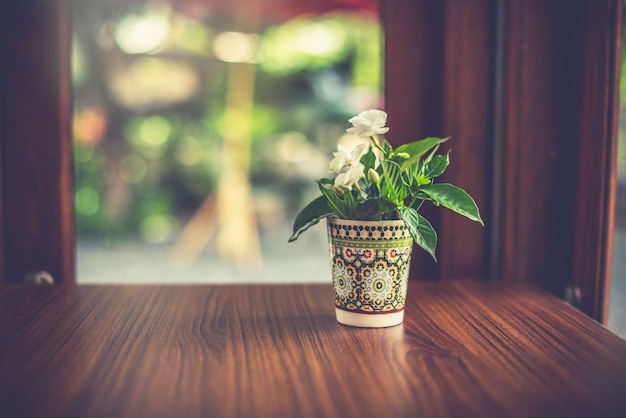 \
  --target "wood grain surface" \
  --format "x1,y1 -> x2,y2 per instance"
1,281 -> 625,418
